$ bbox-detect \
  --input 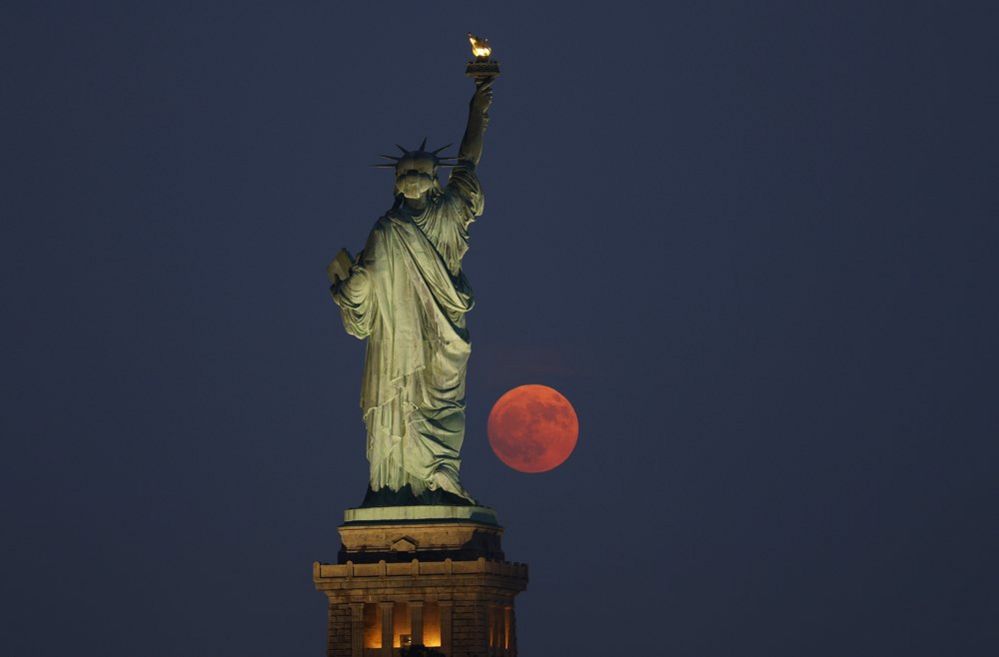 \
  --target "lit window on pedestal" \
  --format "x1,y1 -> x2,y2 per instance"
392,602 -> 411,648
504,606 -> 511,649
423,602 -> 441,647
363,603 -> 381,649
488,605 -> 507,650
488,606 -> 499,648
